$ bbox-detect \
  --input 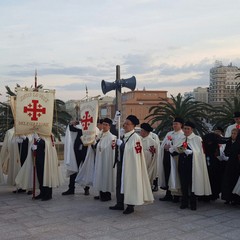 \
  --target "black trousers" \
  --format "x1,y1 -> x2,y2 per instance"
36,139 -> 52,199
178,154 -> 196,206
163,151 -> 171,190
116,160 -> 124,205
